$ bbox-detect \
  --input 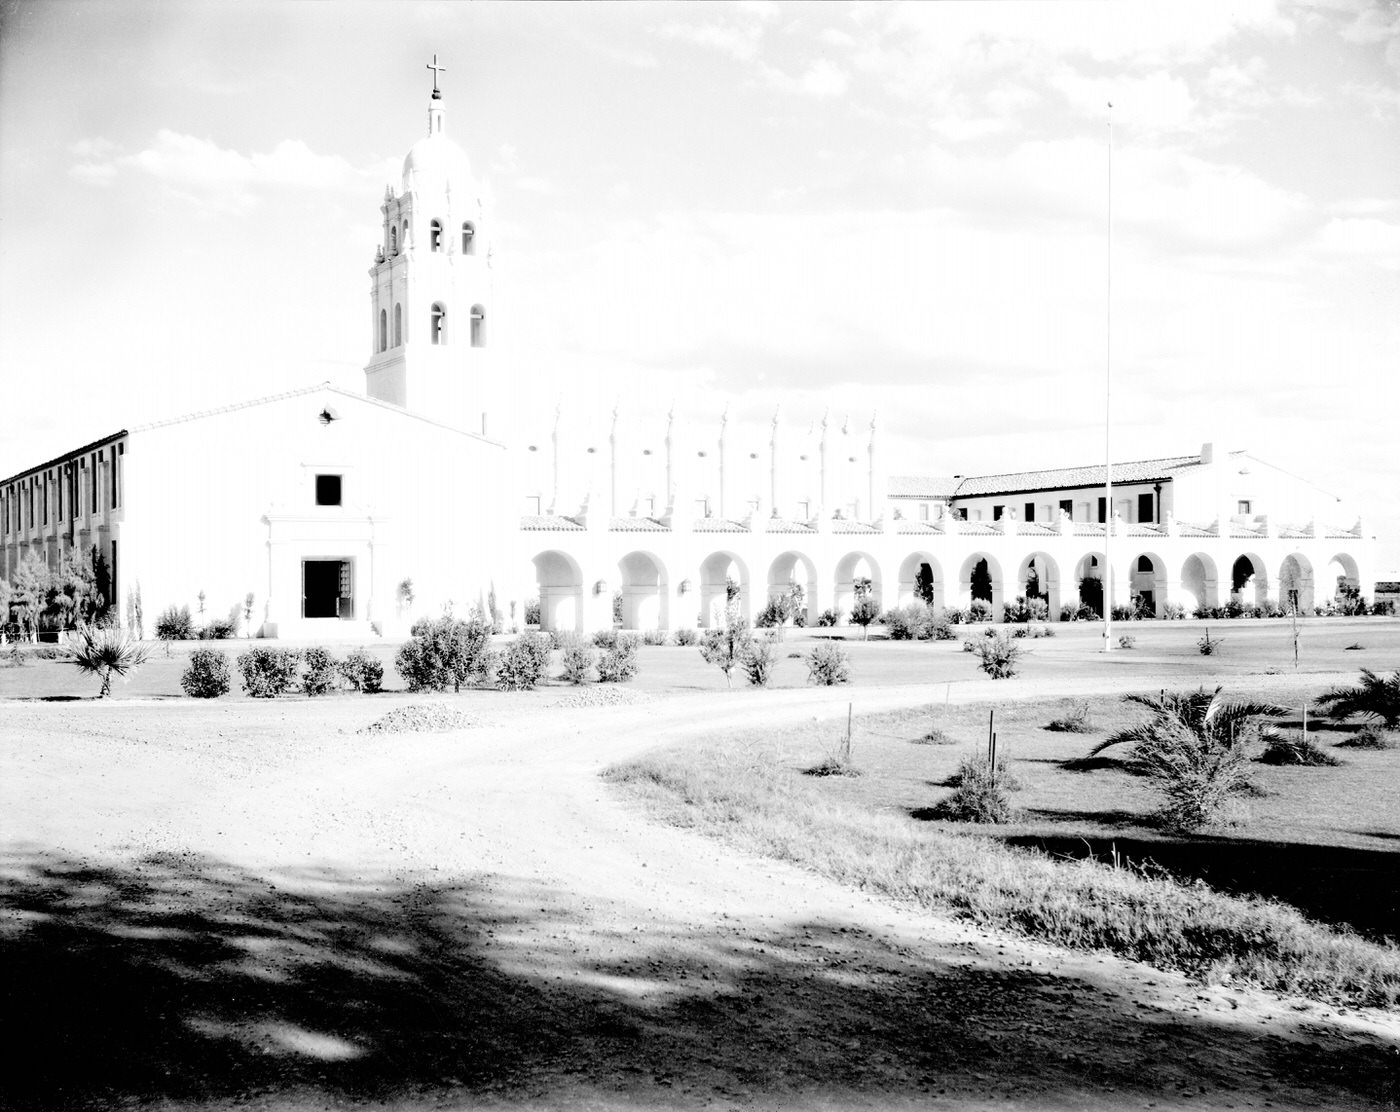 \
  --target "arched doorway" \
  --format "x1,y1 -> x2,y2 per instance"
834,551 -> 883,624
1231,552 -> 1269,608
958,552 -> 1003,616
767,550 -> 817,626
1278,553 -> 1314,614
1128,551 -> 1167,617
897,551 -> 944,611
532,550 -> 583,633
698,551 -> 749,628
618,550 -> 668,630
1016,551 -> 1061,619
